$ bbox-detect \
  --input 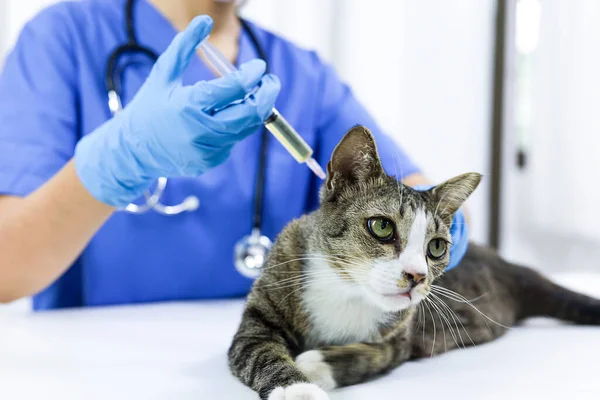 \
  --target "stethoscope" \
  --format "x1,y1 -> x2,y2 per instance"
104,0 -> 272,278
